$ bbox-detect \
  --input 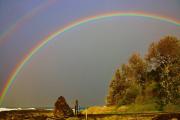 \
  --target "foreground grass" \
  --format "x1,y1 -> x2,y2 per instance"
81,105 -> 154,114
67,115 -> 152,120
81,103 -> 180,115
